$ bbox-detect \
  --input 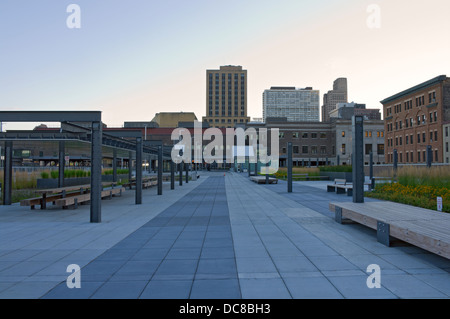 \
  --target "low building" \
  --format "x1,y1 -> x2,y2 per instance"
334,119 -> 385,165
151,112 -> 198,128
